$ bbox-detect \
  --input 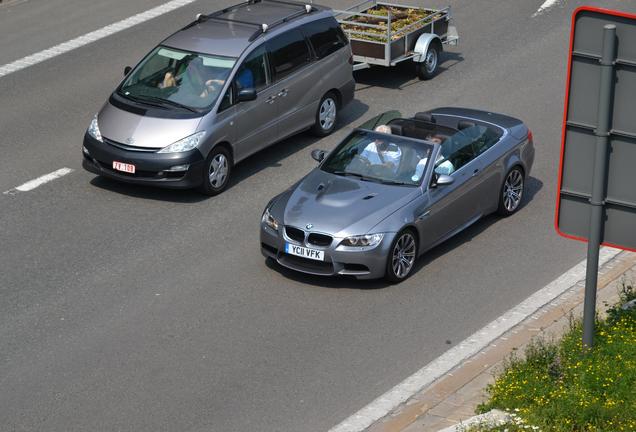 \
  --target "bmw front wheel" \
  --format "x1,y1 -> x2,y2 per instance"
385,229 -> 418,283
